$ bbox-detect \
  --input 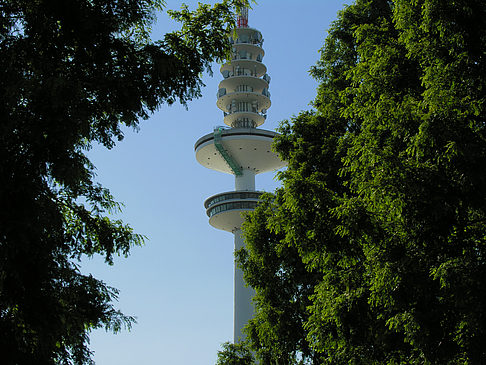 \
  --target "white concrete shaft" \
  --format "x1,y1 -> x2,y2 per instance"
234,228 -> 255,342
235,169 -> 255,191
